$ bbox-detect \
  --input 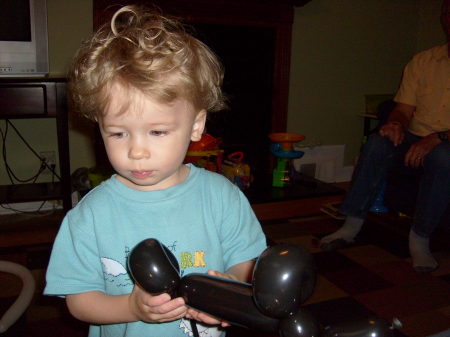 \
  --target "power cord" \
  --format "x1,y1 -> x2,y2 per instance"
190,319 -> 200,337
1,119 -> 61,183
1,123 -> 46,184
0,120 -> 60,215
